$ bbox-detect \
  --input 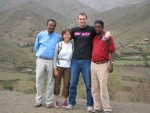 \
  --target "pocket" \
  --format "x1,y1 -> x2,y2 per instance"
106,62 -> 110,72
